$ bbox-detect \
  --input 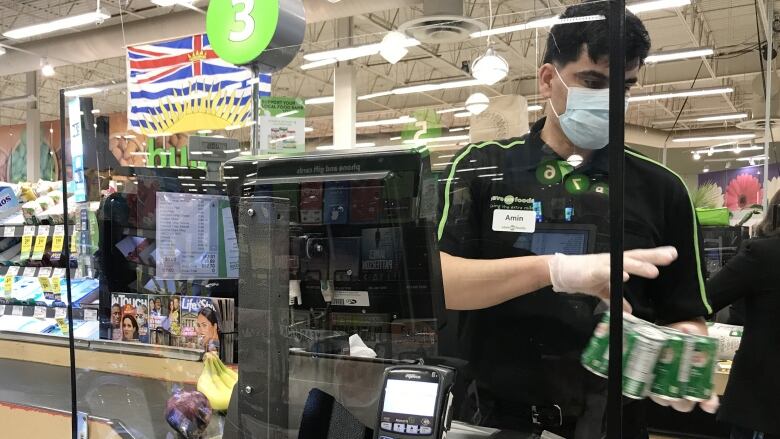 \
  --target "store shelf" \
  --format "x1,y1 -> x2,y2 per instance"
0,225 -> 76,238
0,304 -> 96,320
